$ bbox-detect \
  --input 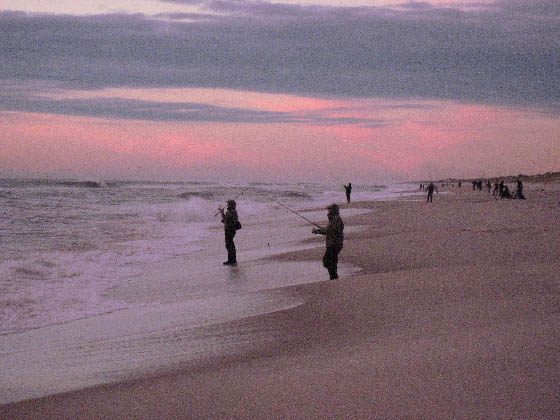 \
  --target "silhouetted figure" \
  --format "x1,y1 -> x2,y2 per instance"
493,181 -> 499,196
515,178 -> 525,199
312,204 -> 344,280
501,185 -> 512,199
499,180 -> 505,197
344,183 -> 352,203
427,182 -> 437,203
220,199 -> 241,265
487,181 -> 491,193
